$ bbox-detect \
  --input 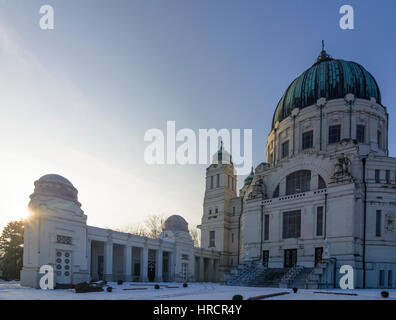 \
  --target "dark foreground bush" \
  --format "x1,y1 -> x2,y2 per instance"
183,283 -> 188,288
106,286 -> 113,293
293,287 -> 298,293
381,291 -> 389,298
74,282 -> 104,293
154,284 -> 160,289
117,280 -> 123,285
232,294 -> 243,300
